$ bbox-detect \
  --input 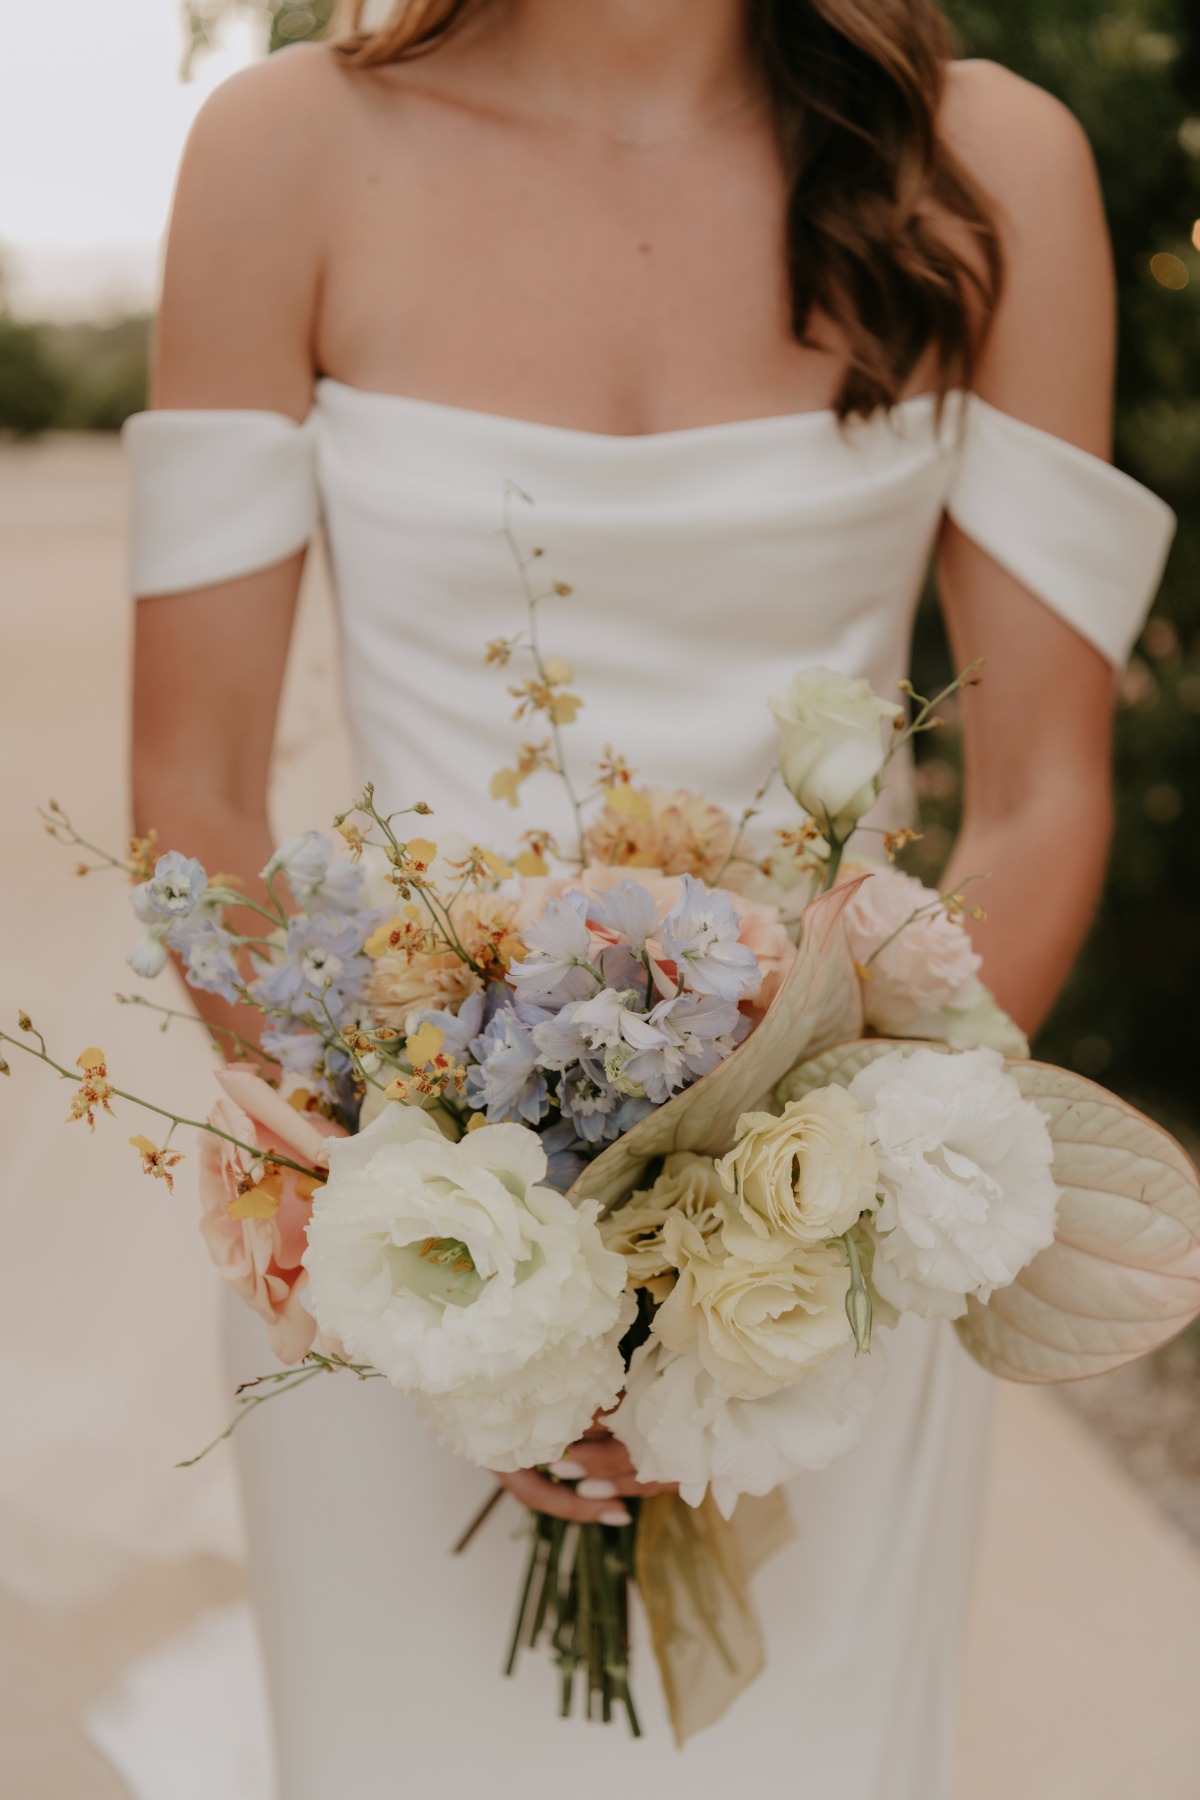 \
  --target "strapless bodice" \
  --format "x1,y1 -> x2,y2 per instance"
124,382 -> 1174,847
